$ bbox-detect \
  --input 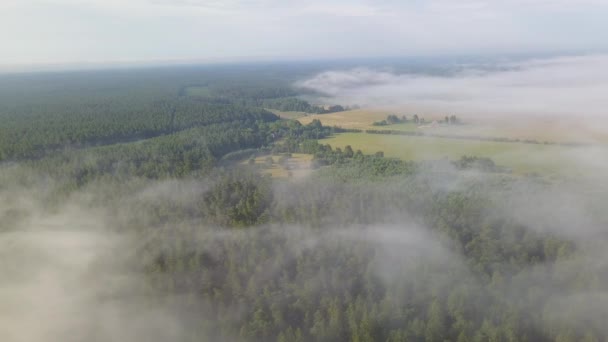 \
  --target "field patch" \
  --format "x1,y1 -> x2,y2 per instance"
298,109 -> 395,129
323,132 -> 601,179
244,153 -> 314,179
299,108 -> 608,144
